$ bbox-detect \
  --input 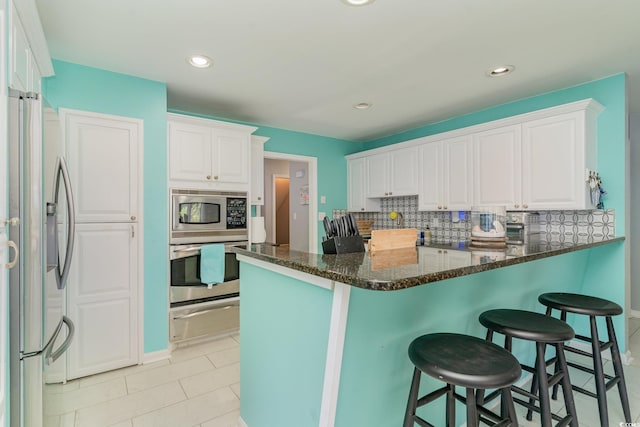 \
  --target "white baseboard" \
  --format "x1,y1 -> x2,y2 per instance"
567,339 -> 633,365
629,308 -> 640,318
238,416 -> 248,427
142,348 -> 171,364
